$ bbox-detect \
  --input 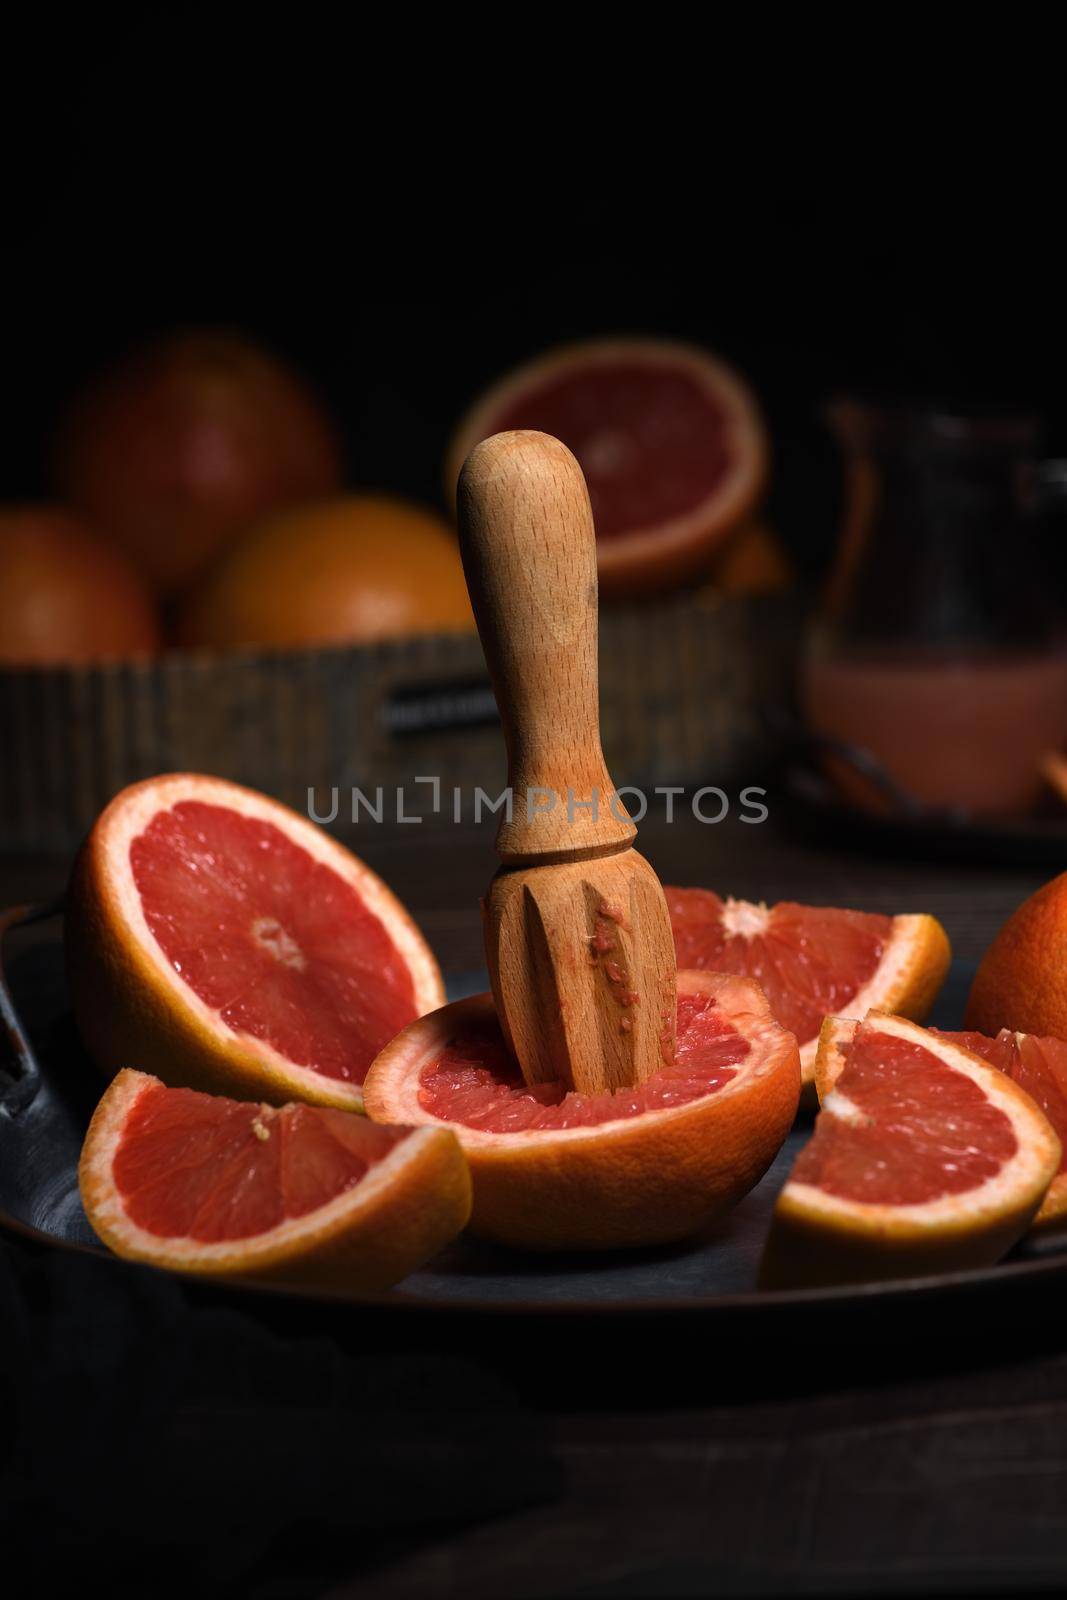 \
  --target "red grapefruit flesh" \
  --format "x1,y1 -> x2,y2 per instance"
761,1012 -> 1061,1288
418,989 -> 749,1132
130,801 -> 417,1075
666,887 -> 950,1096
66,775 -> 445,1112
364,970 -> 800,1251
935,1028 -> 1067,1229
447,339 -> 769,596
80,1069 -> 471,1290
